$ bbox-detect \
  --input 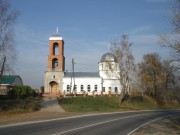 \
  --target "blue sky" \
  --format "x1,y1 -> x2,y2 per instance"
9,0 -> 173,88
